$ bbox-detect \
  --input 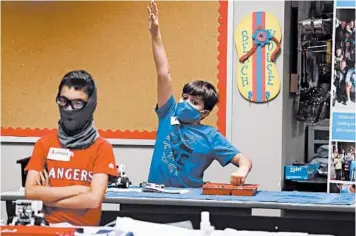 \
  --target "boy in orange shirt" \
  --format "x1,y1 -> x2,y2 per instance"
25,70 -> 118,226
